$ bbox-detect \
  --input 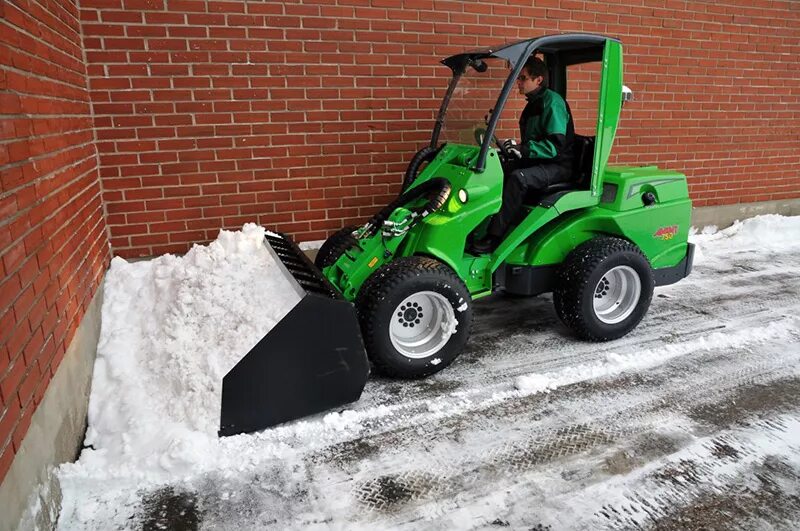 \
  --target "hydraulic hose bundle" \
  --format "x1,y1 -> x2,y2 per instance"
402,145 -> 440,191
363,177 -> 452,238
